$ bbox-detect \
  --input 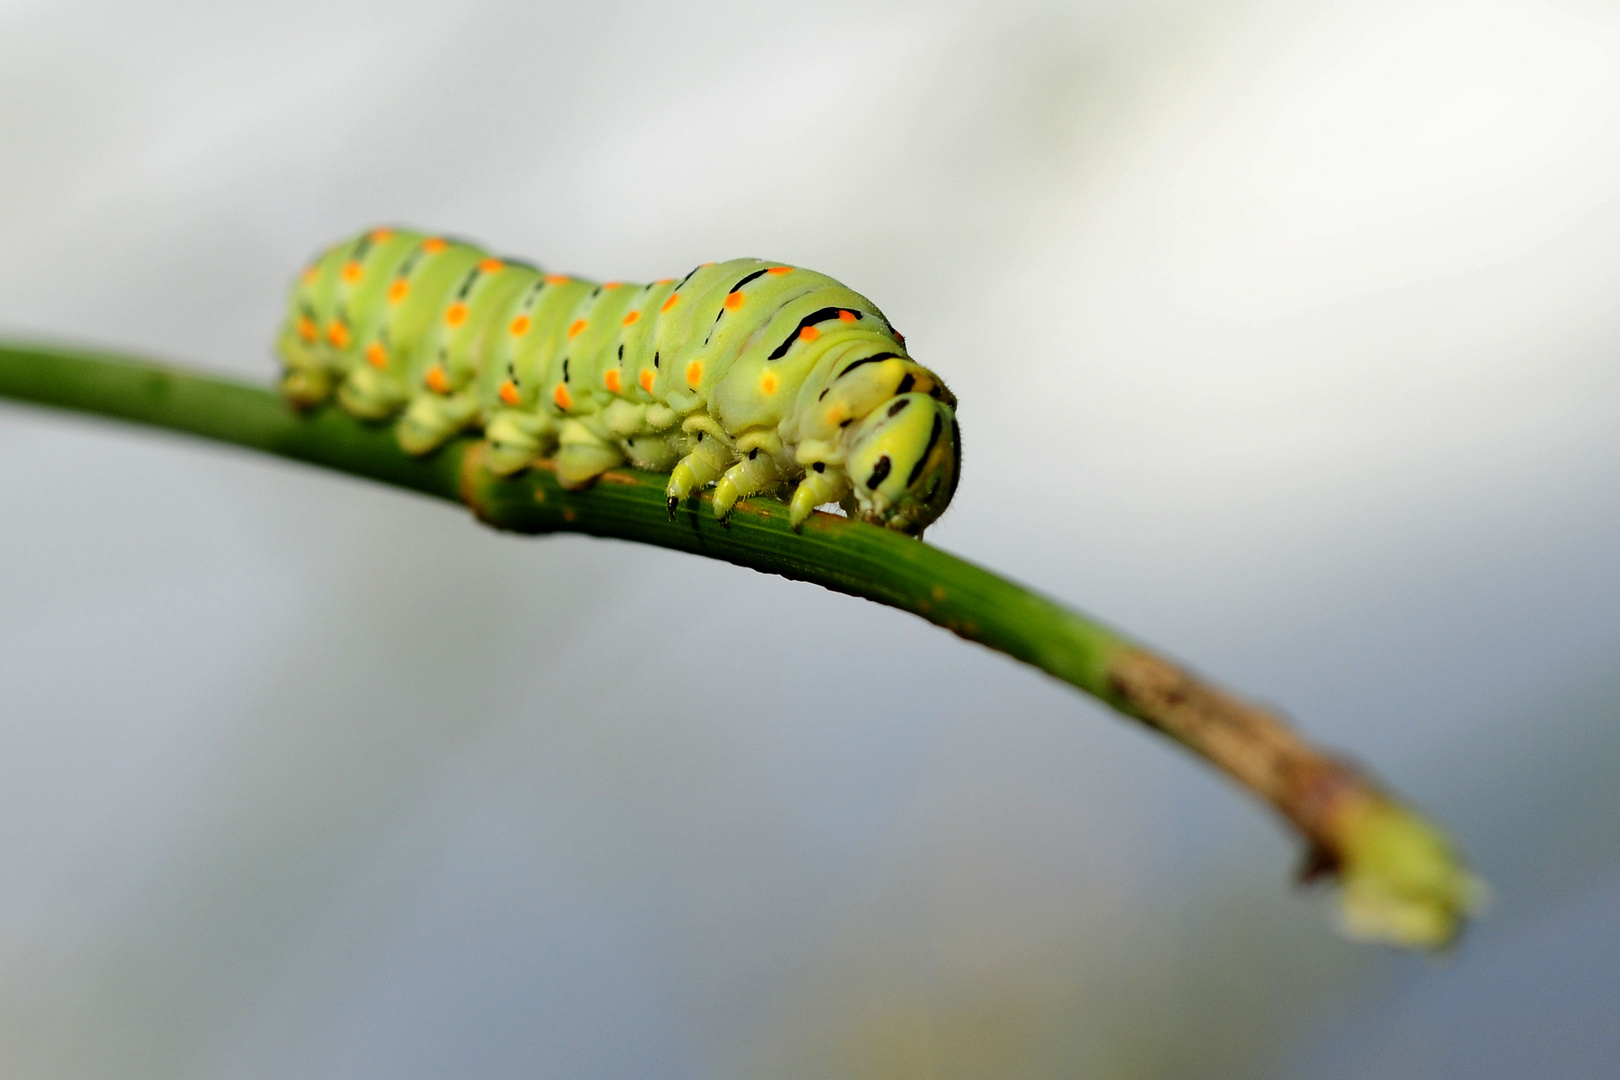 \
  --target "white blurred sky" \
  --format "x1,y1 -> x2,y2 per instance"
1,1 -> 1618,1077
